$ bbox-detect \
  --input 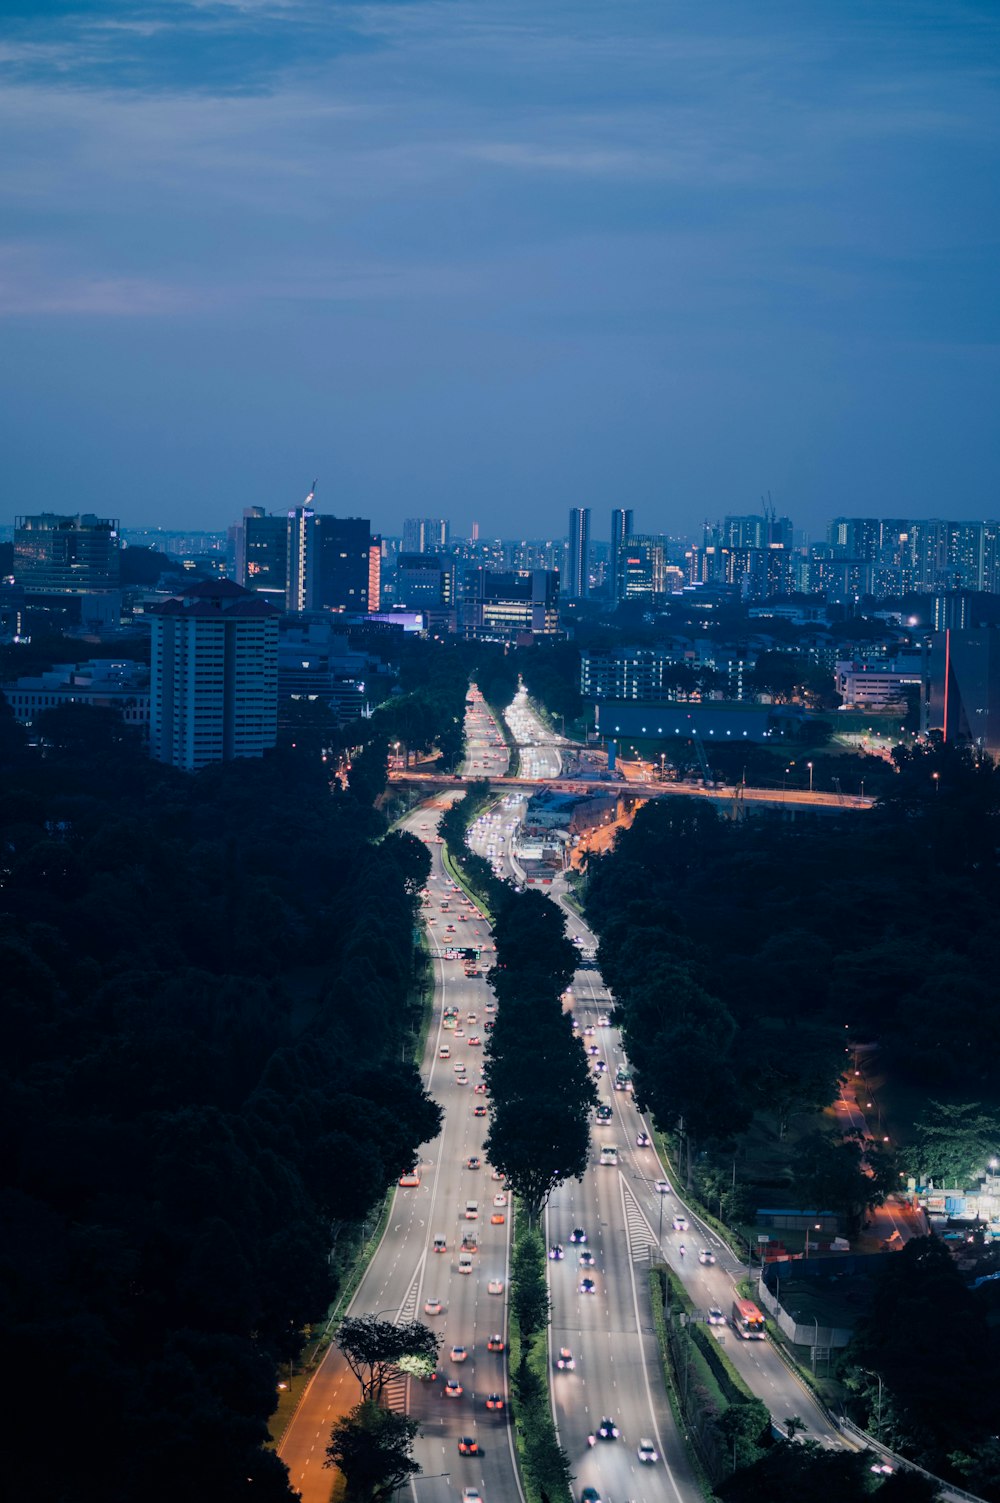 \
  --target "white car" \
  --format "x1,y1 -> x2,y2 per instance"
464,1489 -> 483,1503
672,1215 -> 689,1232
424,1297 -> 443,1316
493,1193 -> 507,1207
707,1307 -> 726,1326
637,1438 -> 658,1464
698,1248 -> 716,1265
655,1180 -> 672,1195
487,1278 -> 504,1295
